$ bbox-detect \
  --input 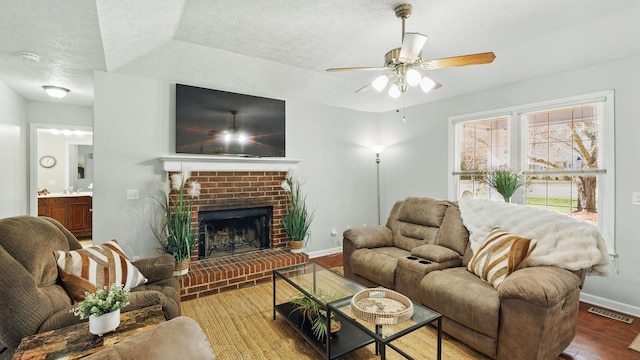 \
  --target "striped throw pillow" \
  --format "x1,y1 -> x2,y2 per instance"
55,240 -> 147,301
467,226 -> 537,289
